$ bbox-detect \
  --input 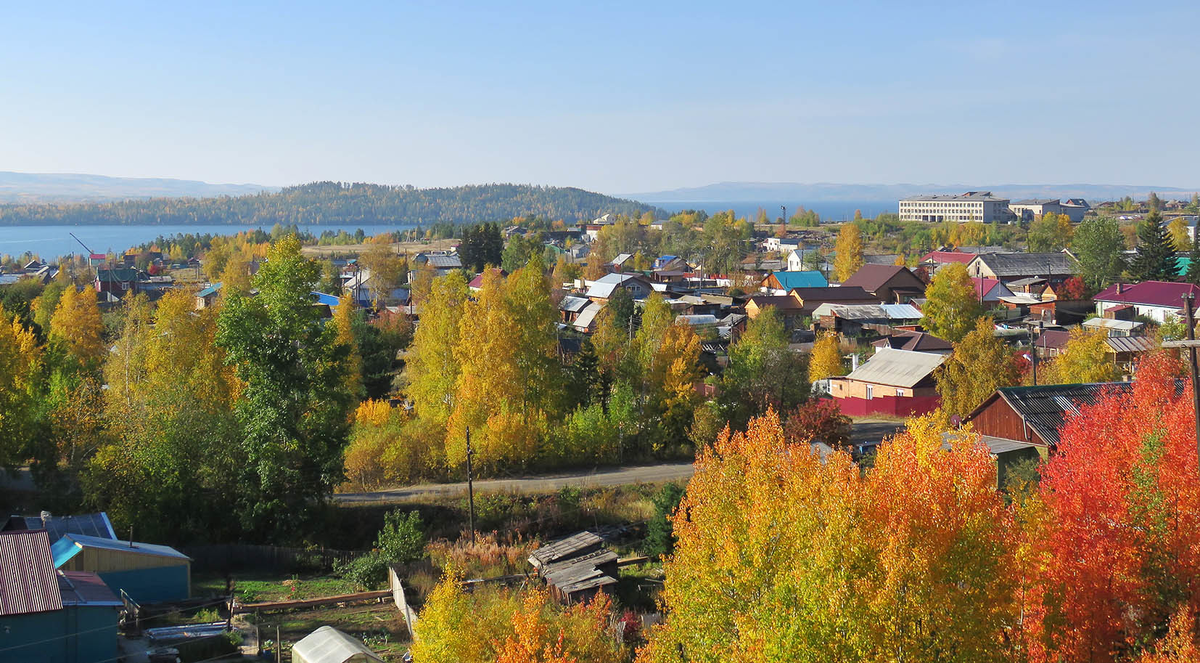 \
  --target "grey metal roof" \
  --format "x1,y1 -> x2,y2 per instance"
1011,199 -> 1060,205
572,302 -> 603,331
1105,335 -> 1156,354
291,626 -> 385,663
420,254 -> 462,269
842,348 -> 947,388
979,382 -> 1134,446
675,314 -> 720,326
811,303 -> 922,321
1081,317 -> 1143,332
942,432 -> 1040,455
559,295 -> 591,313
902,191 -> 1008,202
970,252 -> 1076,277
